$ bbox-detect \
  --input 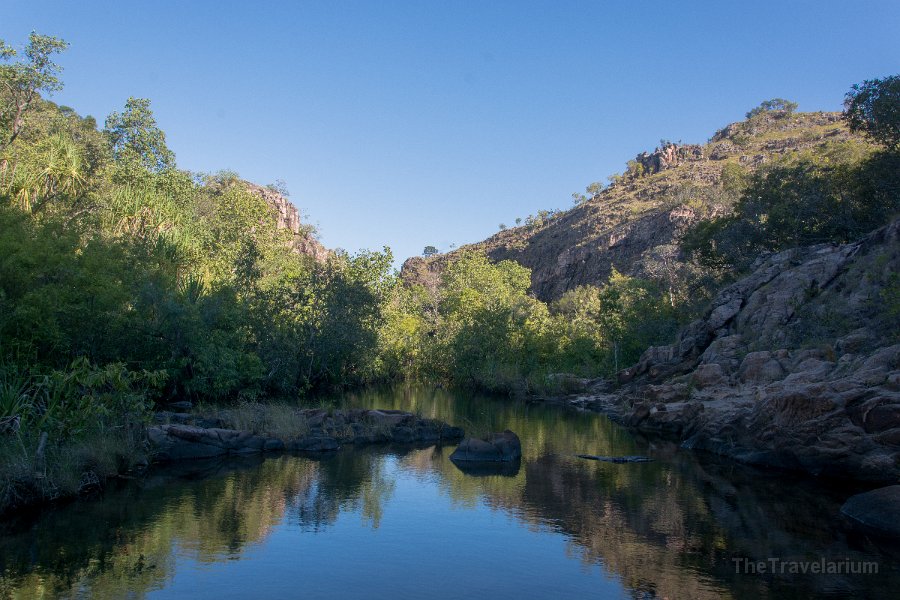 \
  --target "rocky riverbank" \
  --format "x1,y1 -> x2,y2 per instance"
0,405 -> 464,517
564,219 -> 900,488
150,406 -> 464,462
